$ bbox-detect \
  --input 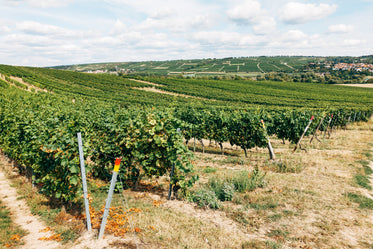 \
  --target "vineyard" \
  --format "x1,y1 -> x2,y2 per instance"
0,64 -> 373,248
